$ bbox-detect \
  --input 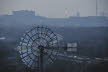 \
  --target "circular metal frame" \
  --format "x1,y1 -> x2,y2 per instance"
17,26 -> 59,70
